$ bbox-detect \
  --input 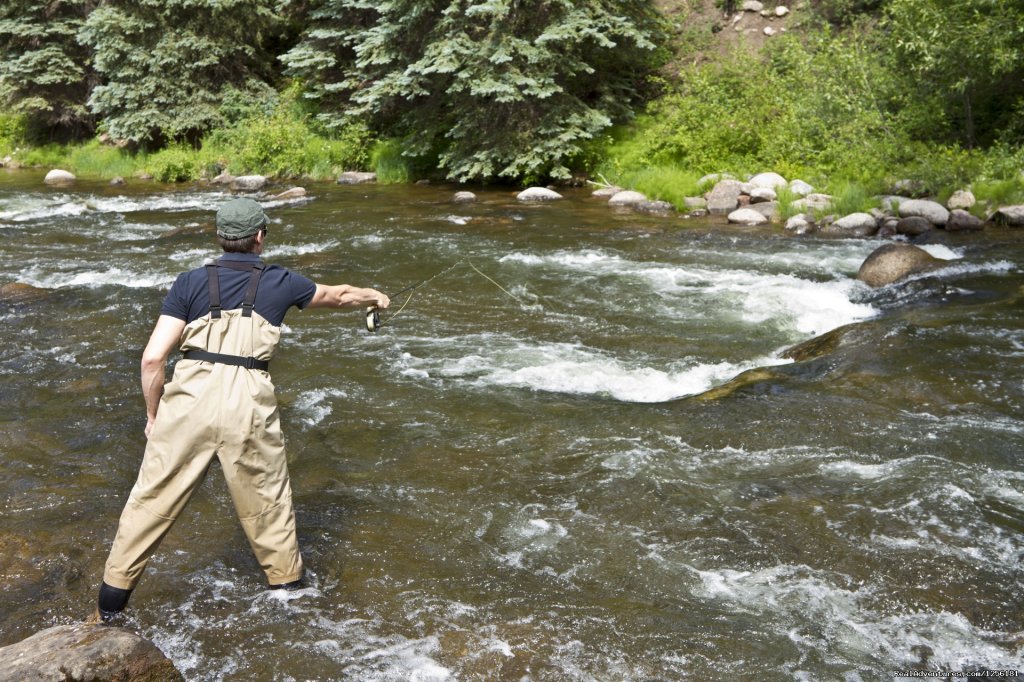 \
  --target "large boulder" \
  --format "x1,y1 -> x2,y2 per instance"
788,179 -> 814,197
0,624 -> 183,682
896,216 -> 934,236
517,187 -> 562,201
992,205 -> 1024,227
947,189 -> 976,211
231,175 -> 267,191
44,169 -> 76,185
706,179 -> 745,215
856,243 -> 946,288
898,199 -> 949,226
749,187 -> 777,203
